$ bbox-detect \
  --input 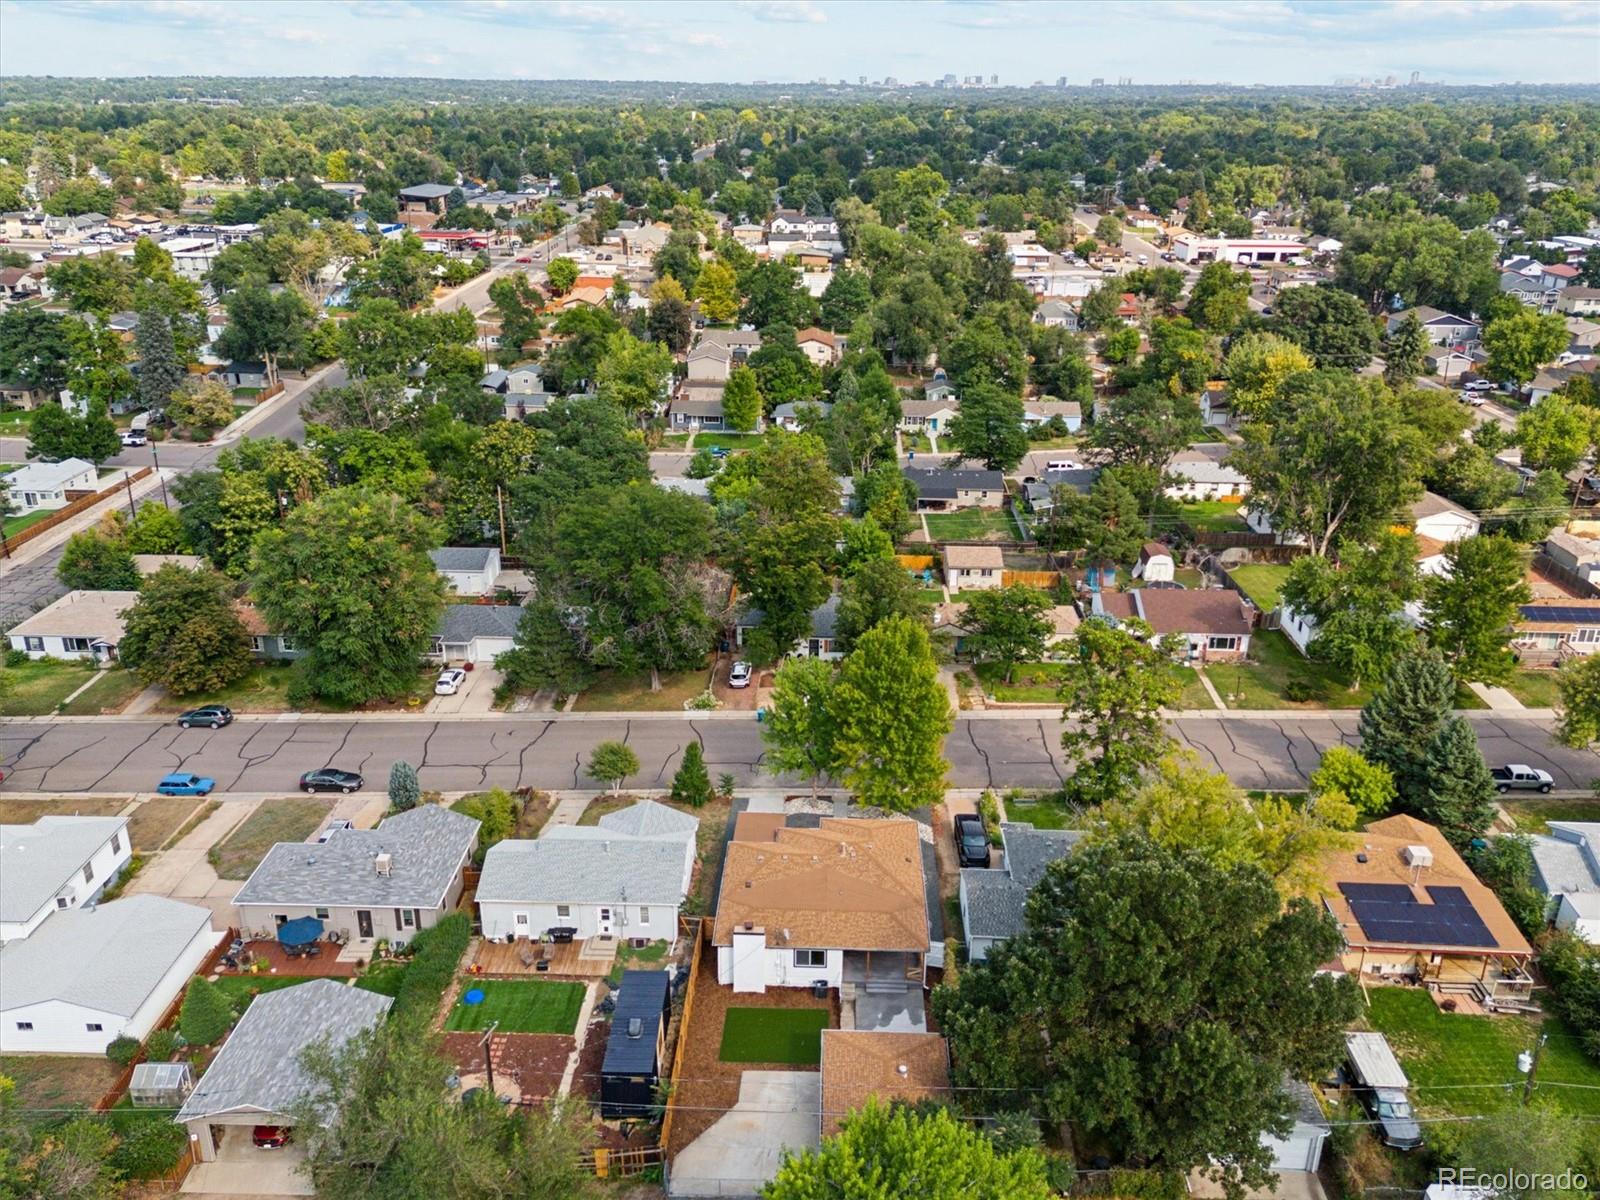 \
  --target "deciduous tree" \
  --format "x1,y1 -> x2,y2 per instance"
762,656 -> 842,800
946,380 -> 1028,471
1278,532 -> 1422,689
1308,746 -> 1396,819
962,585 -> 1053,683
119,565 -> 253,695
1224,332 -> 1312,421
692,259 -> 740,324
1271,286 -> 1378,370
1187,261 -> 1252,332
587,741 -> 639,794
1516,393 -> 1595,473
1556,653 -> 1600,748
544,256 -> 578,295
57,519 -> 137,590
1057,619 -> 1181,806
721,364 -> 761,432
1484,309 -> 1571,386
834,556 -> 926,651
27,397 -> 120,464
1423,534 -> 1531,684
168,377 -> 236,436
